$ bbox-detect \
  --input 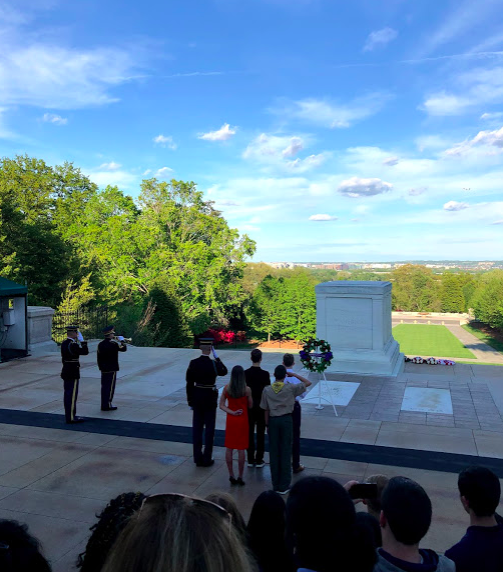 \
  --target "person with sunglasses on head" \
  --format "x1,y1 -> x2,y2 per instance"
101,493 -> 256,572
